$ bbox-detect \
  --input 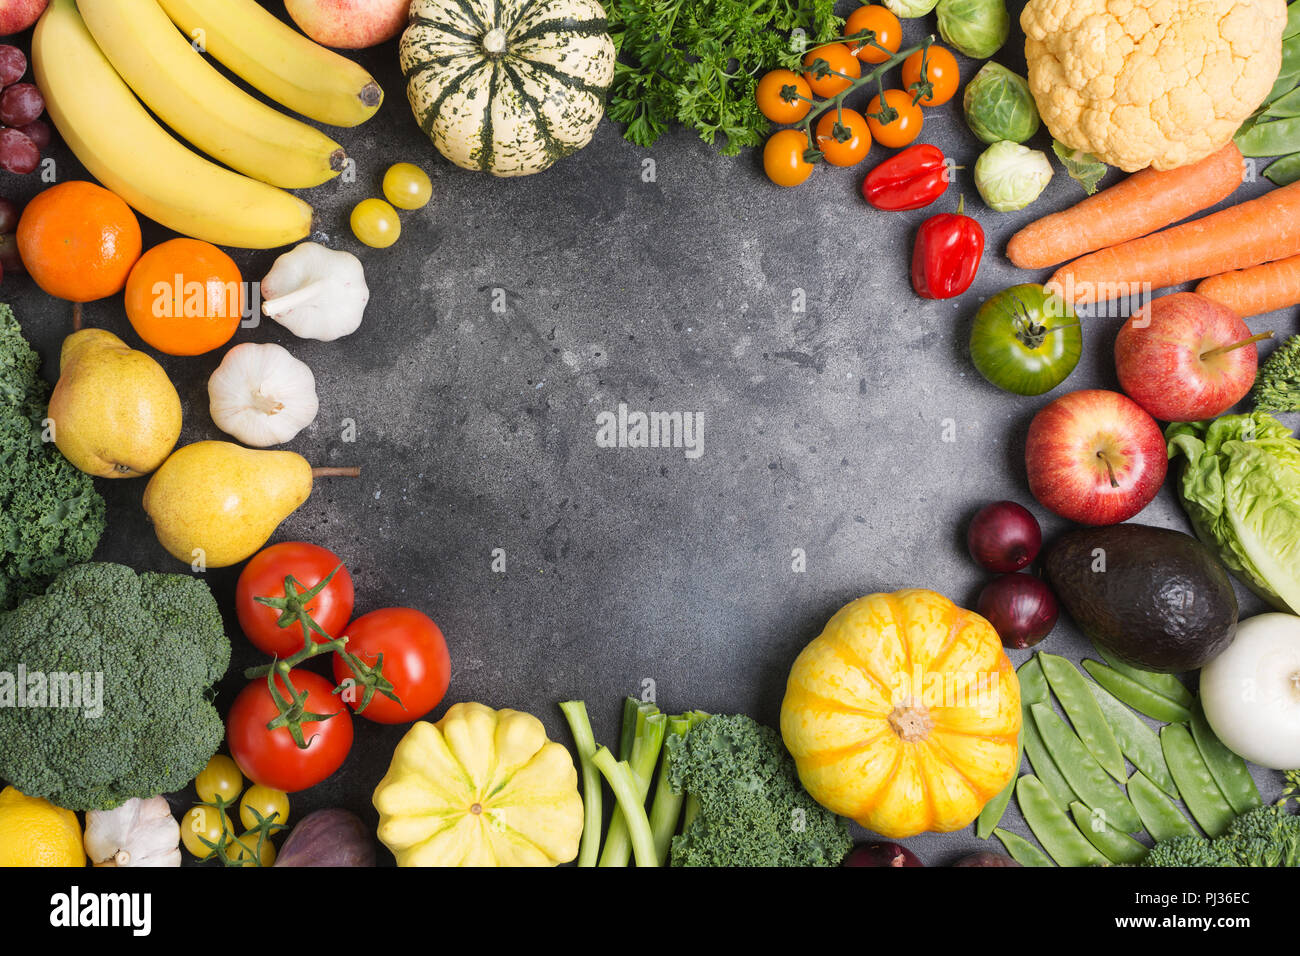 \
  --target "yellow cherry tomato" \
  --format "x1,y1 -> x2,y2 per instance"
239,785 -> 290,830
801,43 -> 860,99
351,198 -> 401,249
902,46 -> 960,107
756,69 -> 812,125
180,804 -> 233,860
229,830 -> 277,868
195,754 -> 242,805
382,163 -> 433,210
763,129 -> 815,187
867,89 -> 924,148
814,108 -> 872,167
845,5 -> 901,64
